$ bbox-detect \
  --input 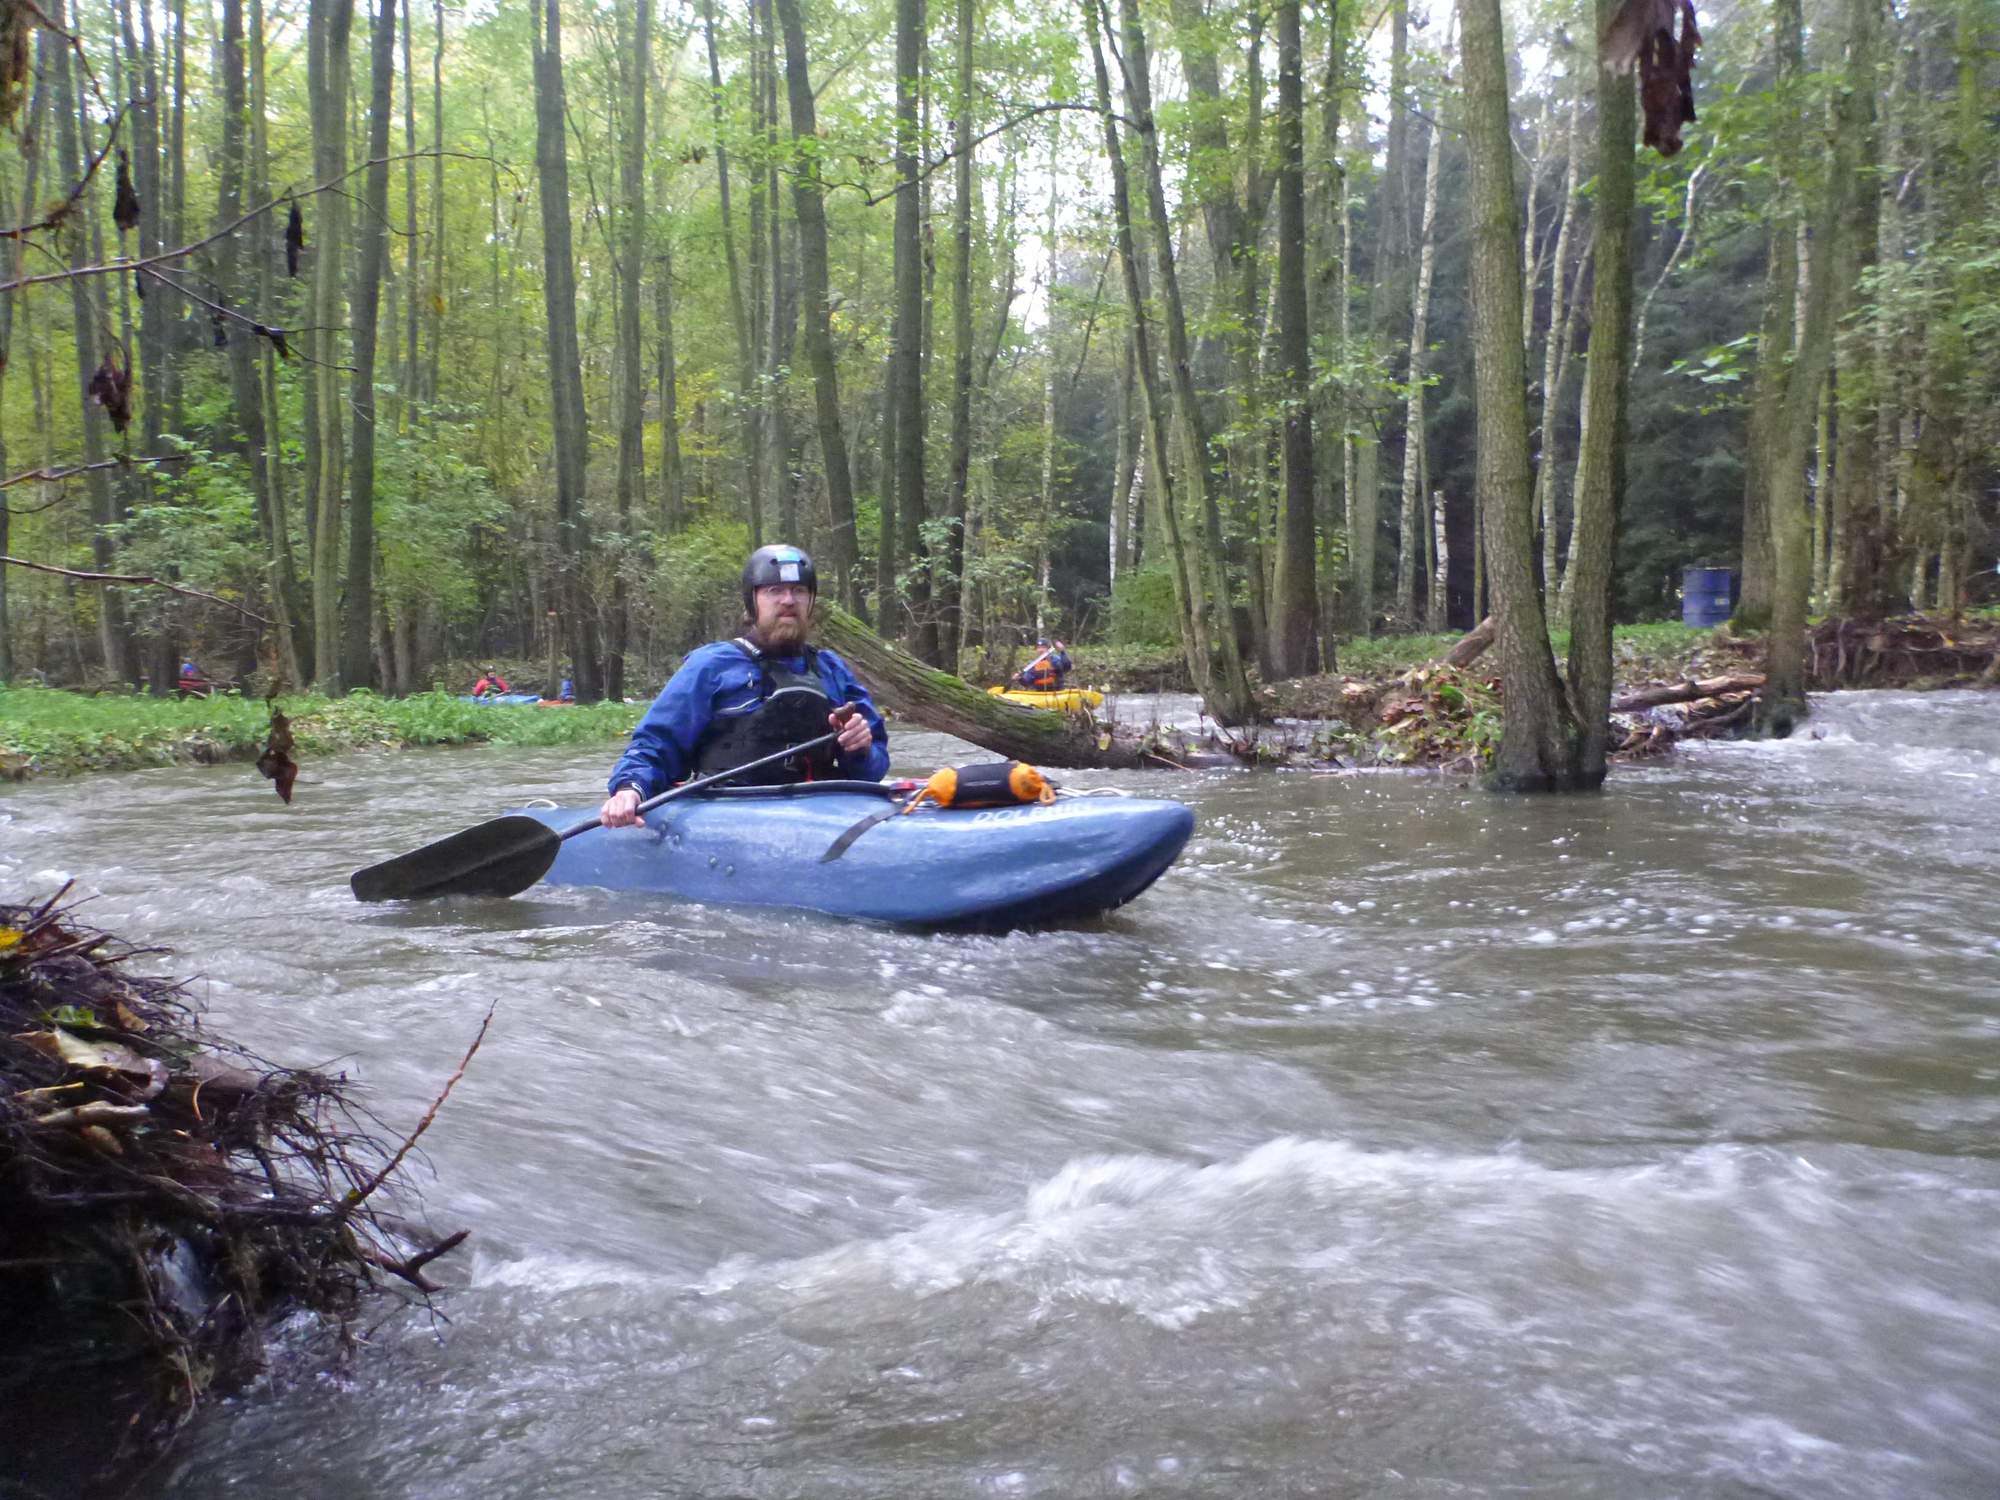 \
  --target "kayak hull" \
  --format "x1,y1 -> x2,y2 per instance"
986,685 -> 1105,711
461,692 -> 540,706
515,785 -> 1193,930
